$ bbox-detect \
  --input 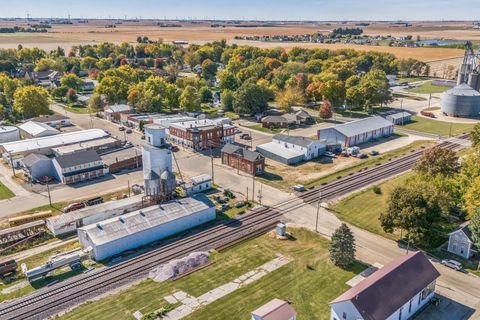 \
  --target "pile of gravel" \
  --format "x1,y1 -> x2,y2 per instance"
148,252 -> 210,282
